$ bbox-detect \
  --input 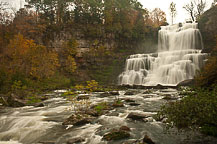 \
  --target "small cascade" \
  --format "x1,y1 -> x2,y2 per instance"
118,23 -> 208,86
